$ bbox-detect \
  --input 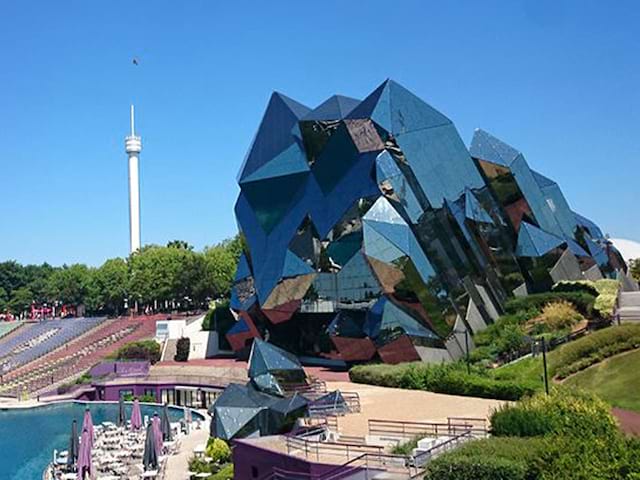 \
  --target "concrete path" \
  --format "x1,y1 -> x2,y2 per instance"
328,381 -> 505,437
164,413 -> 210,480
